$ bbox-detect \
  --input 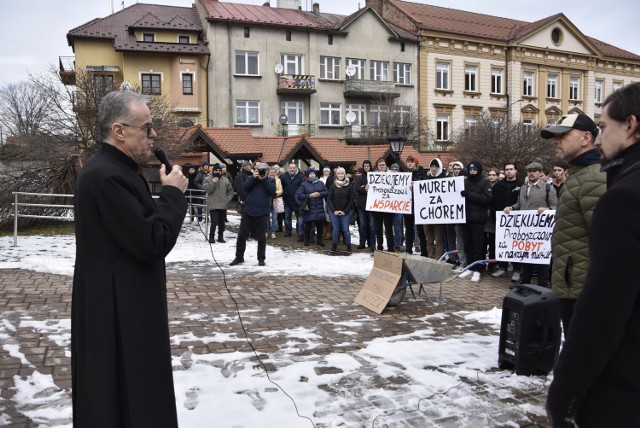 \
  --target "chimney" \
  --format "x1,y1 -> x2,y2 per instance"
312,2 -> 319,12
